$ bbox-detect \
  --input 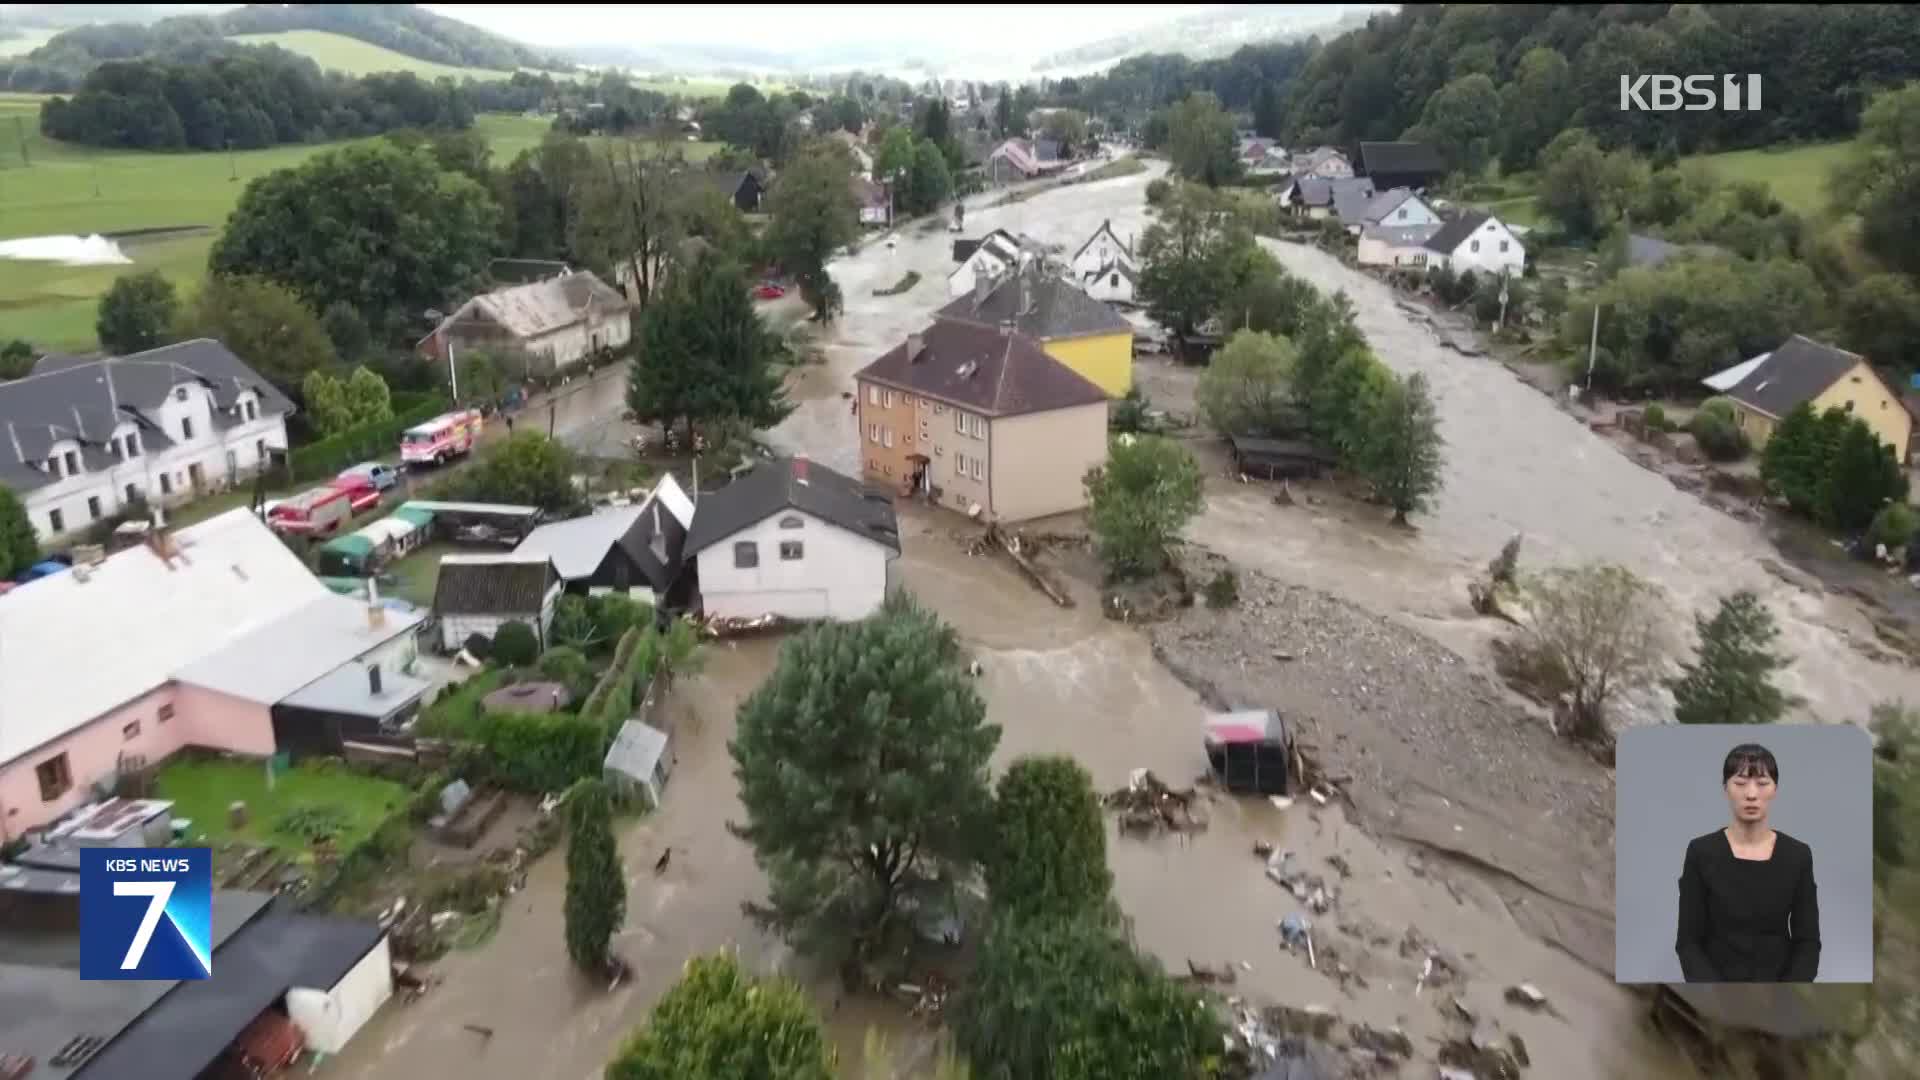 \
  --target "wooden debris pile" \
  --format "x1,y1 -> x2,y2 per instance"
1103,769 -> 1207,834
